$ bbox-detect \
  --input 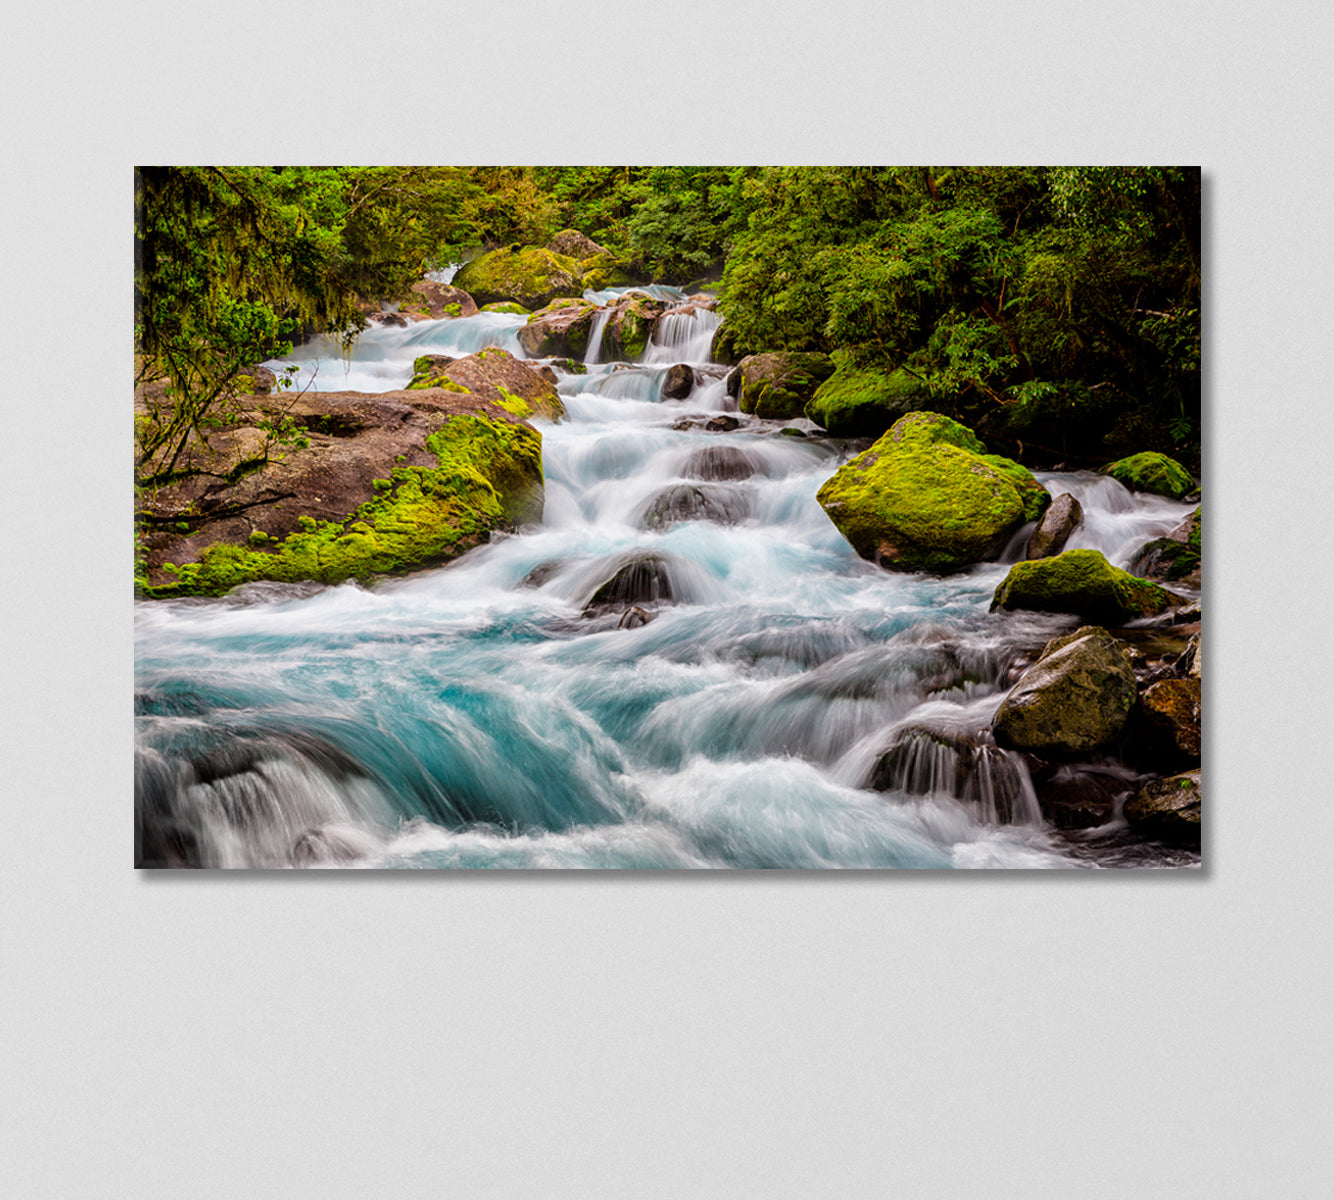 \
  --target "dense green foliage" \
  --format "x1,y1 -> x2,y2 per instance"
135,164 -> 1200,500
